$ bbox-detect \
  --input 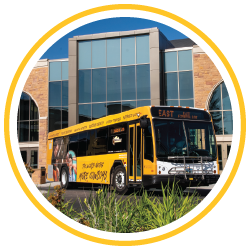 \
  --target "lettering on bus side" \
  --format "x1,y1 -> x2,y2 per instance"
113,117 -> 121,123
158,109 -> 174,118
96,121 -> 104,127
89,171 -> 107,182
89,123 -> 96,129
61,129 -> 72,136
82,162 -> 104,170
106,120 -> 112,125
122,112 -> 141,121
123,114 -> 133,120
74,126 -> 87,133
50,132 -> 60,138
82,163 -> 95,170
79,172 -> 89,181
79,170 -> 107,182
